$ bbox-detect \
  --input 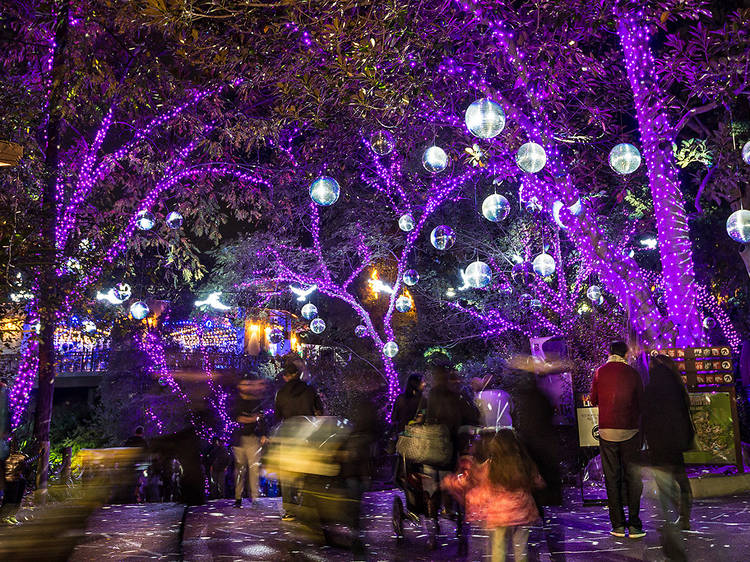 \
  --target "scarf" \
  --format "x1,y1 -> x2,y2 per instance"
607,354 -> 628,364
